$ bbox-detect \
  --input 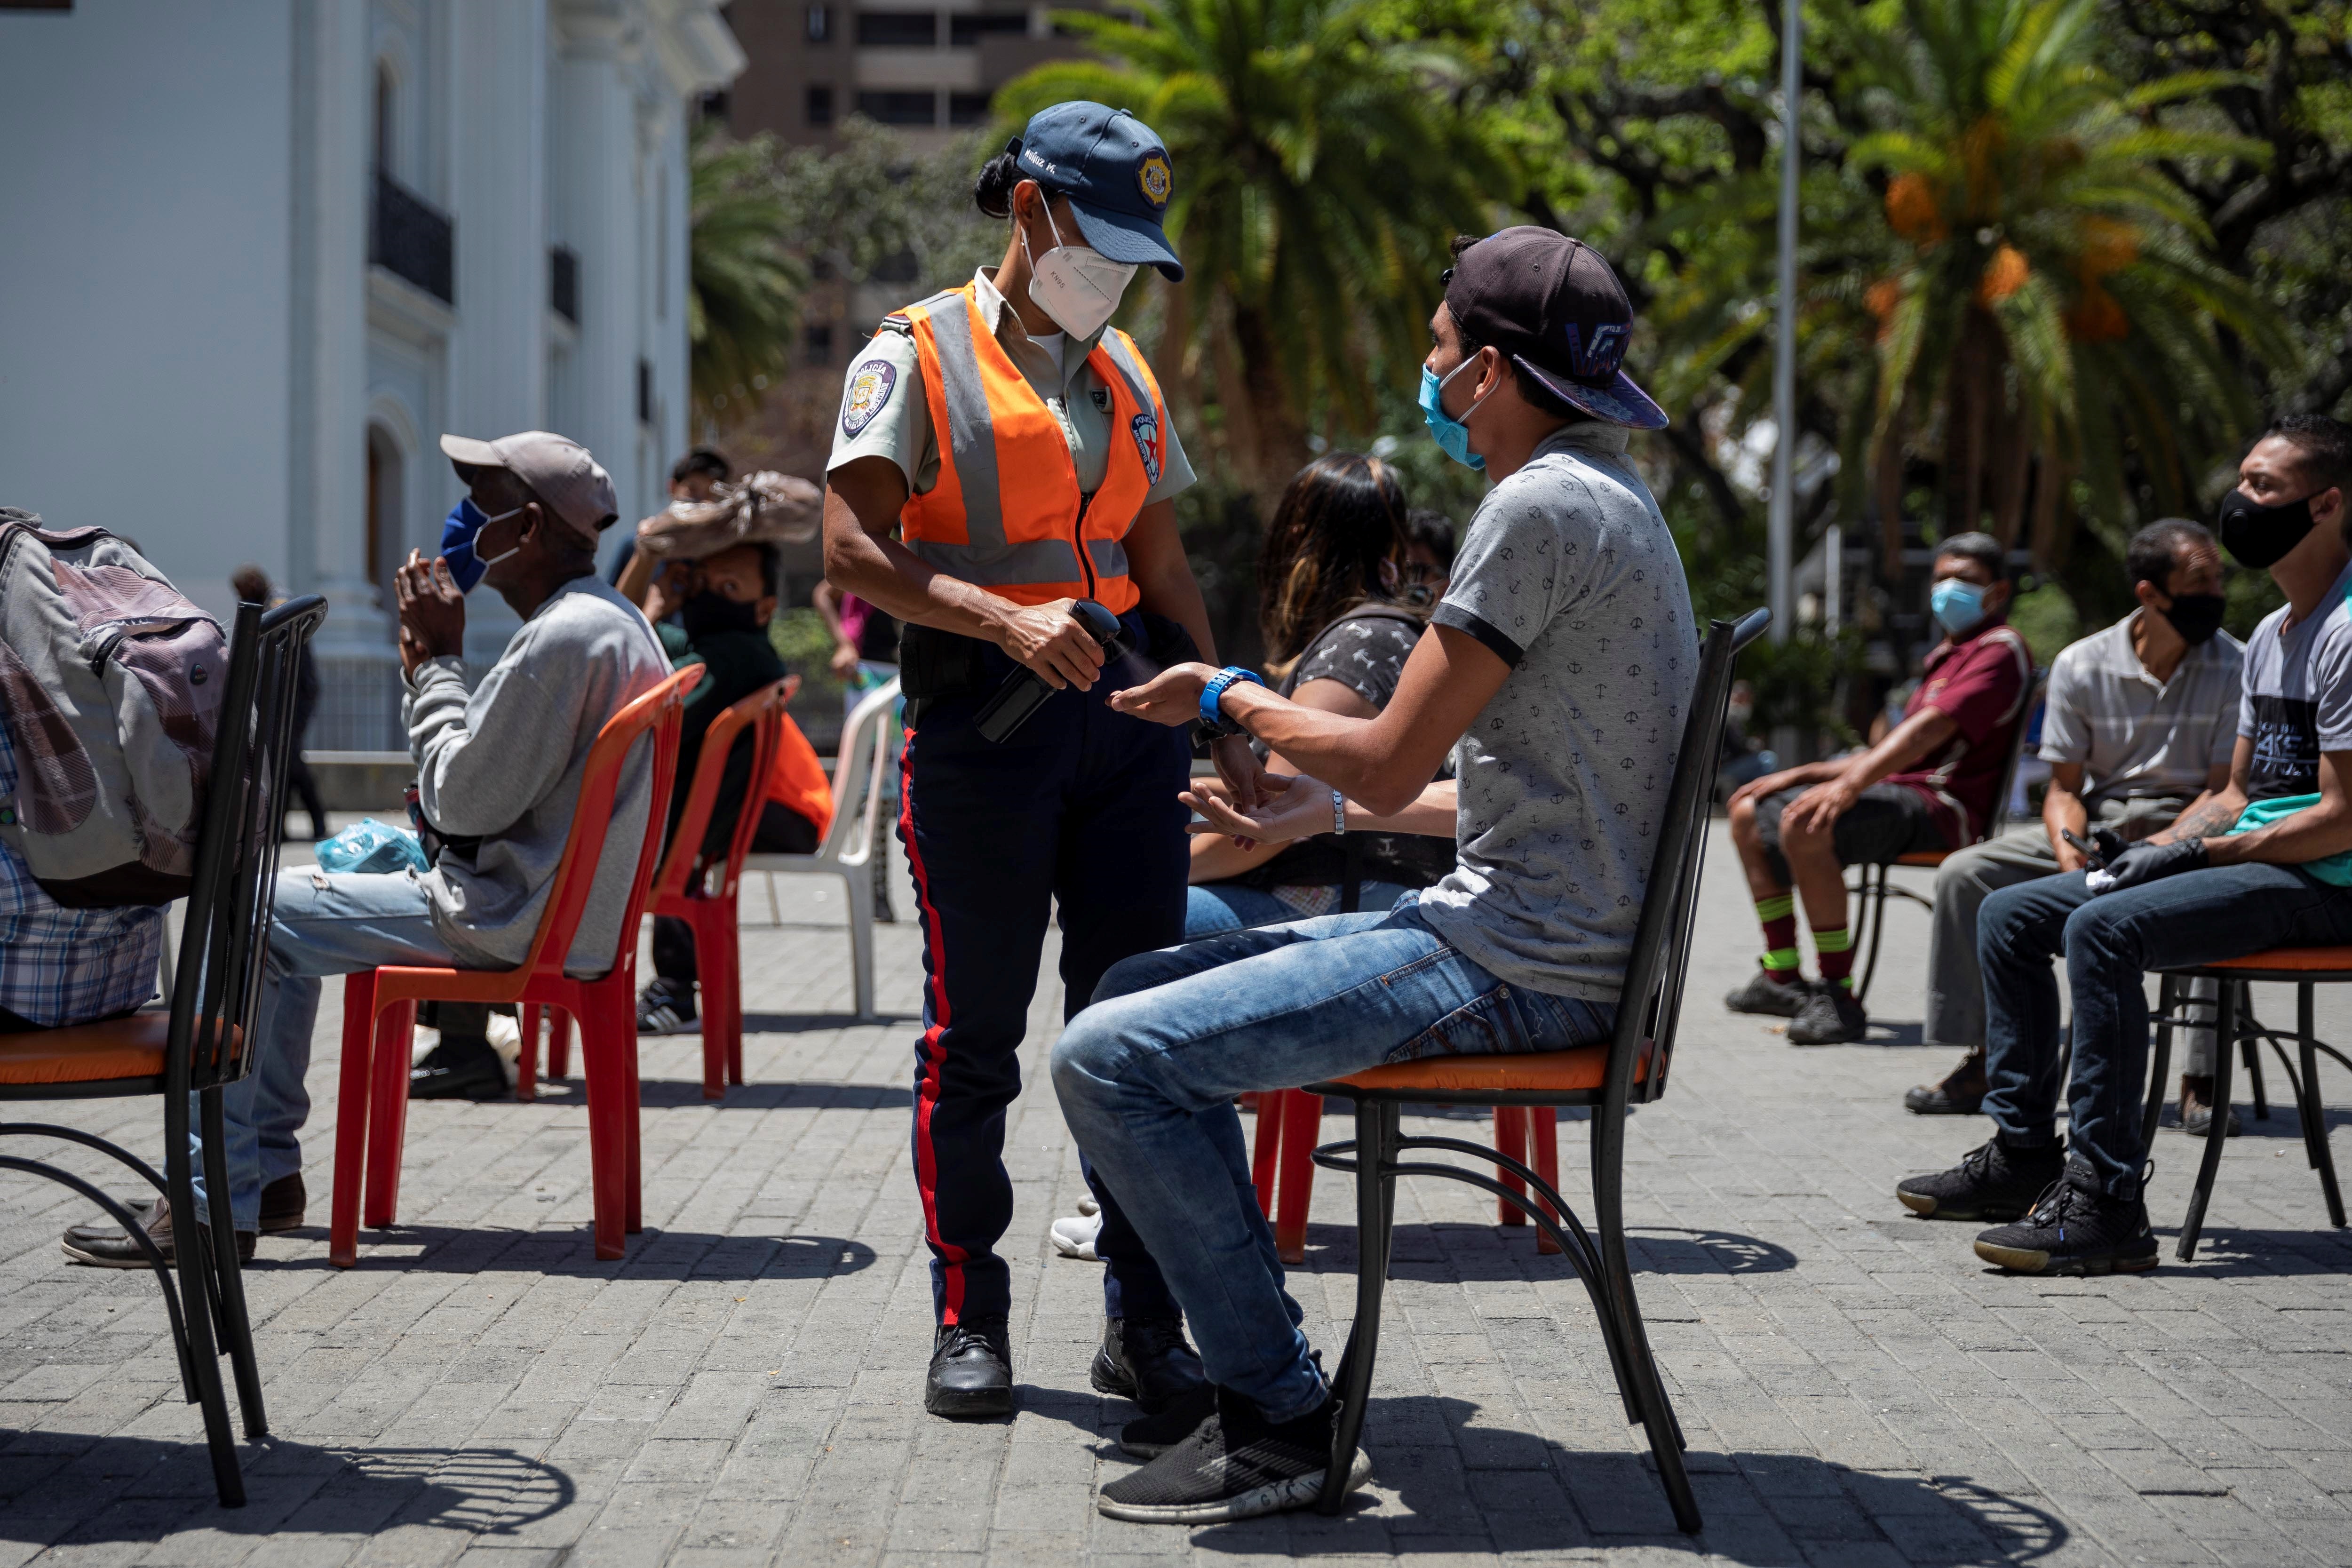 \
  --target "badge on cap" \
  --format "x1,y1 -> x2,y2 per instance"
1137,154 -> 1172,209
842,360 -> 897,437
